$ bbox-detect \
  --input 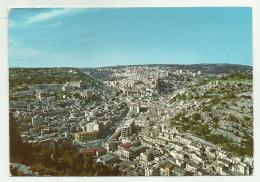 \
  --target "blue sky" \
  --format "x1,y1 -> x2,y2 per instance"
9,8 -> 252,67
